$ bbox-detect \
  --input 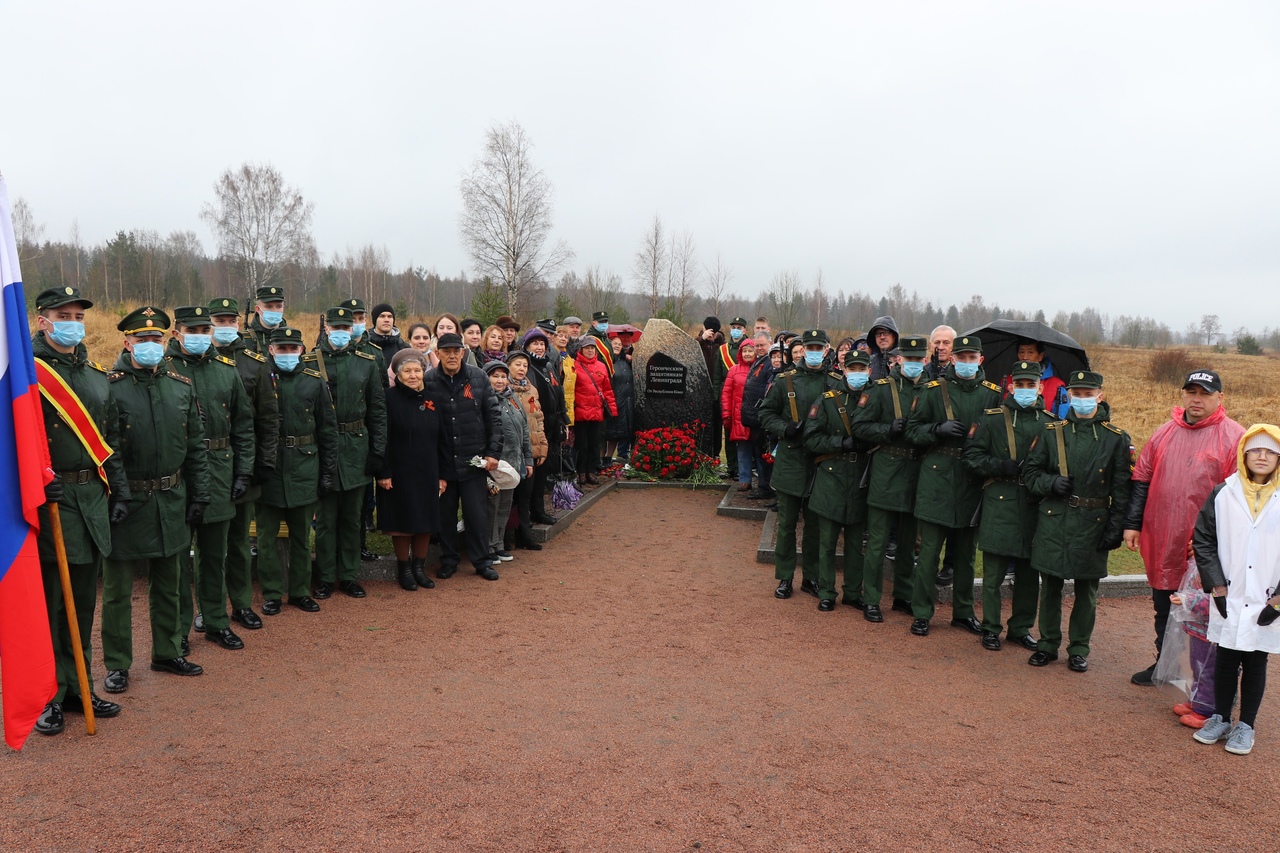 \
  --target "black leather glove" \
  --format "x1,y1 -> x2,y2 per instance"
365,454 -> 383,476
999,458 -> 1021,478
784,423 -> 801,440
186,502 -> 207,525
109,501 -> 130,525
230,475 -> 251,502
1051,476 -> 1073,497
44,472 -> 63,504
1258,604 -> 1280,627
1214,595 -> 1228,619
840,435 -> 856,452
1097,534 -> 1122,552
934,419 -> 966,439
317,474 -> 334,499
888,417 -> 907,440
253,464 -> 275,485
